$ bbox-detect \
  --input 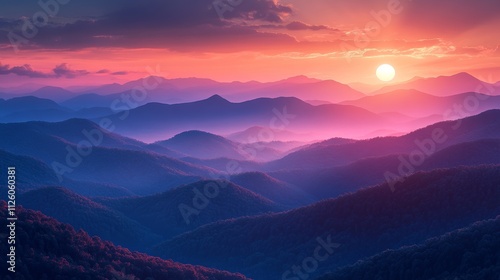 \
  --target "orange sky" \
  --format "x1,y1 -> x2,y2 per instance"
0,0 -> 499,88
